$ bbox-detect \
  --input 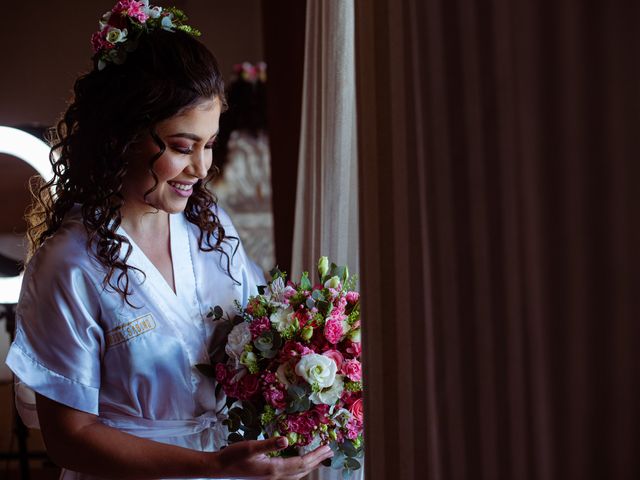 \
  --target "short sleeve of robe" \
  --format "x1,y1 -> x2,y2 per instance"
6,225 -> 104,419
